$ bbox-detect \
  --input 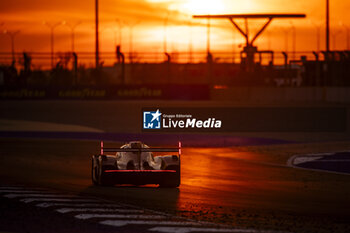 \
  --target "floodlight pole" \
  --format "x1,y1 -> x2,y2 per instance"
290,22 -> 296,60
164,12 -> 169,54
315,25 -> 321,52
129,25 -> 133,63
207,17 -> 210,54
344,25 -> 350,50
326,0 -> 330,52
43,21 -> 62,69
95,0 -> 99,68
3,30 -> 20,64
125,21 -> 139,64
283,28 -> 289,53
64,21 -> 82,52
188,20 -> 193,63
331,29 -> 341,50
